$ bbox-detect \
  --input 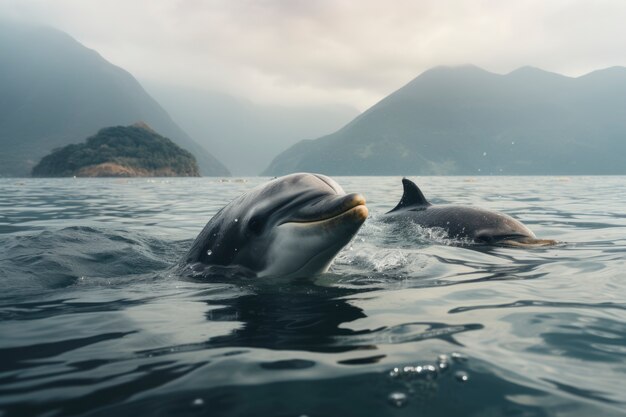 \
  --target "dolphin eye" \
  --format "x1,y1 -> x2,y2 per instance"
475,234 -> 494,243
248,215 -> 265,235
